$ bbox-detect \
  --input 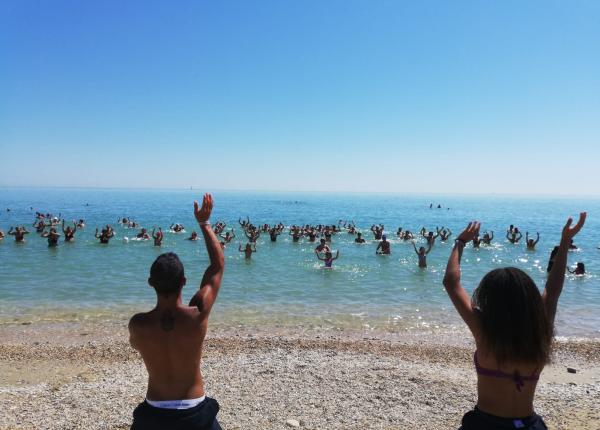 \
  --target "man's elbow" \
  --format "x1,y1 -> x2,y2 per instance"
212,254 -> 225,271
